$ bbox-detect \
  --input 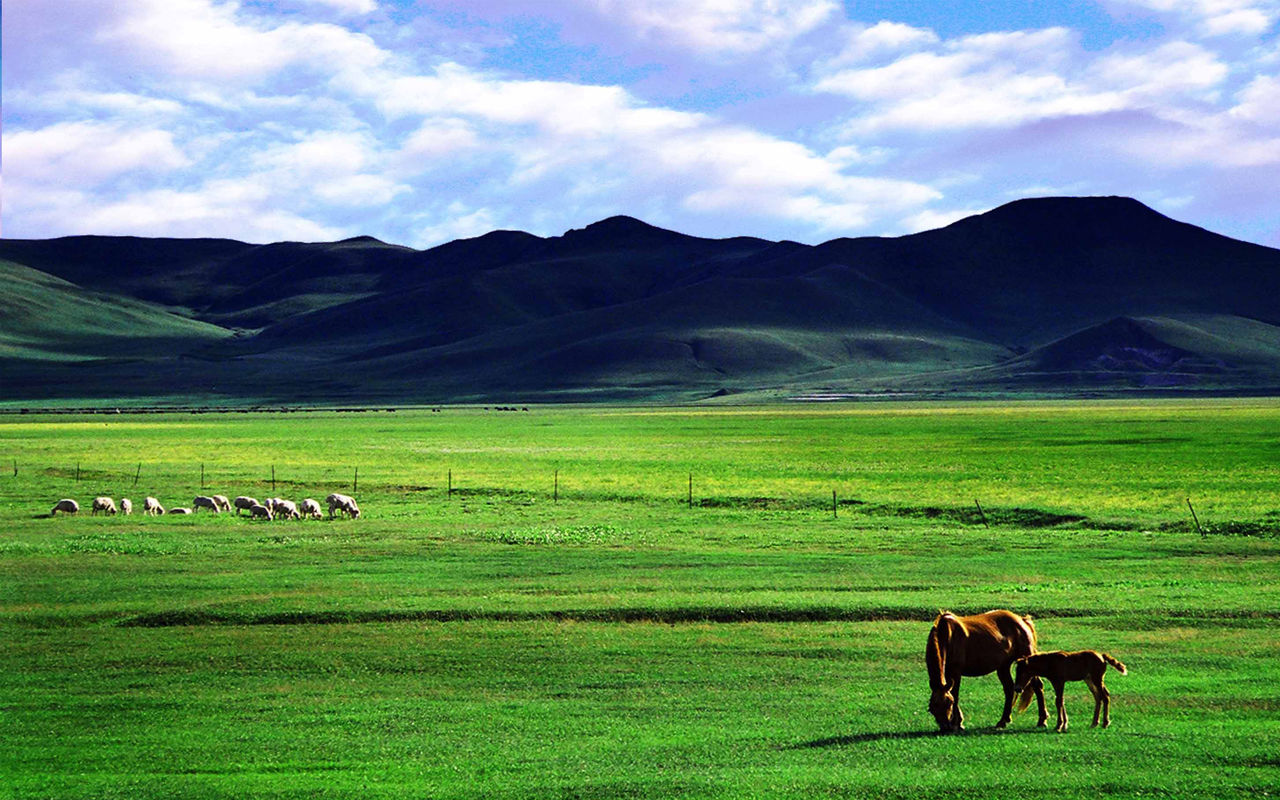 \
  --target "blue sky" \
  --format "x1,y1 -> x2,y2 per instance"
5,0 -> 1280,247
